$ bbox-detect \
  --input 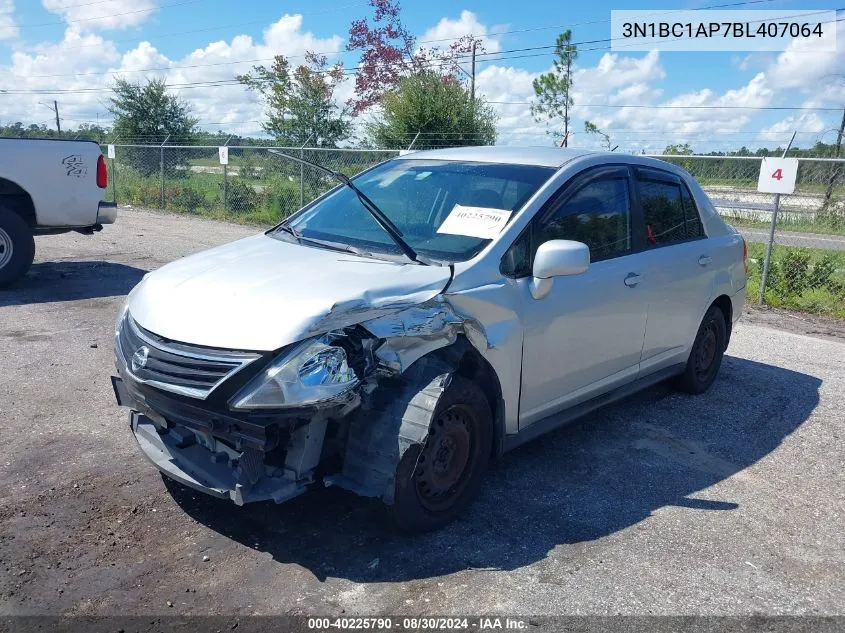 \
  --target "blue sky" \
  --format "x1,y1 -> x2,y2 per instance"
0,0 -> 842,152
